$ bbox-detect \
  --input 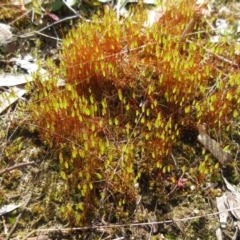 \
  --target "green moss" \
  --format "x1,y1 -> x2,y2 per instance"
27,0 -> 240,224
